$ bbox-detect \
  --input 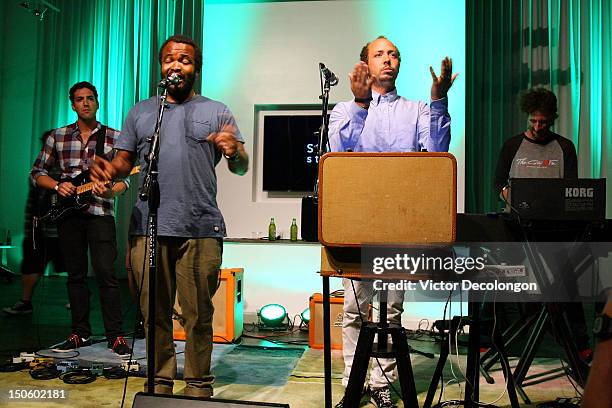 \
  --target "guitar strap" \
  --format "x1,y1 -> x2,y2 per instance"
95,125 -> 107,158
